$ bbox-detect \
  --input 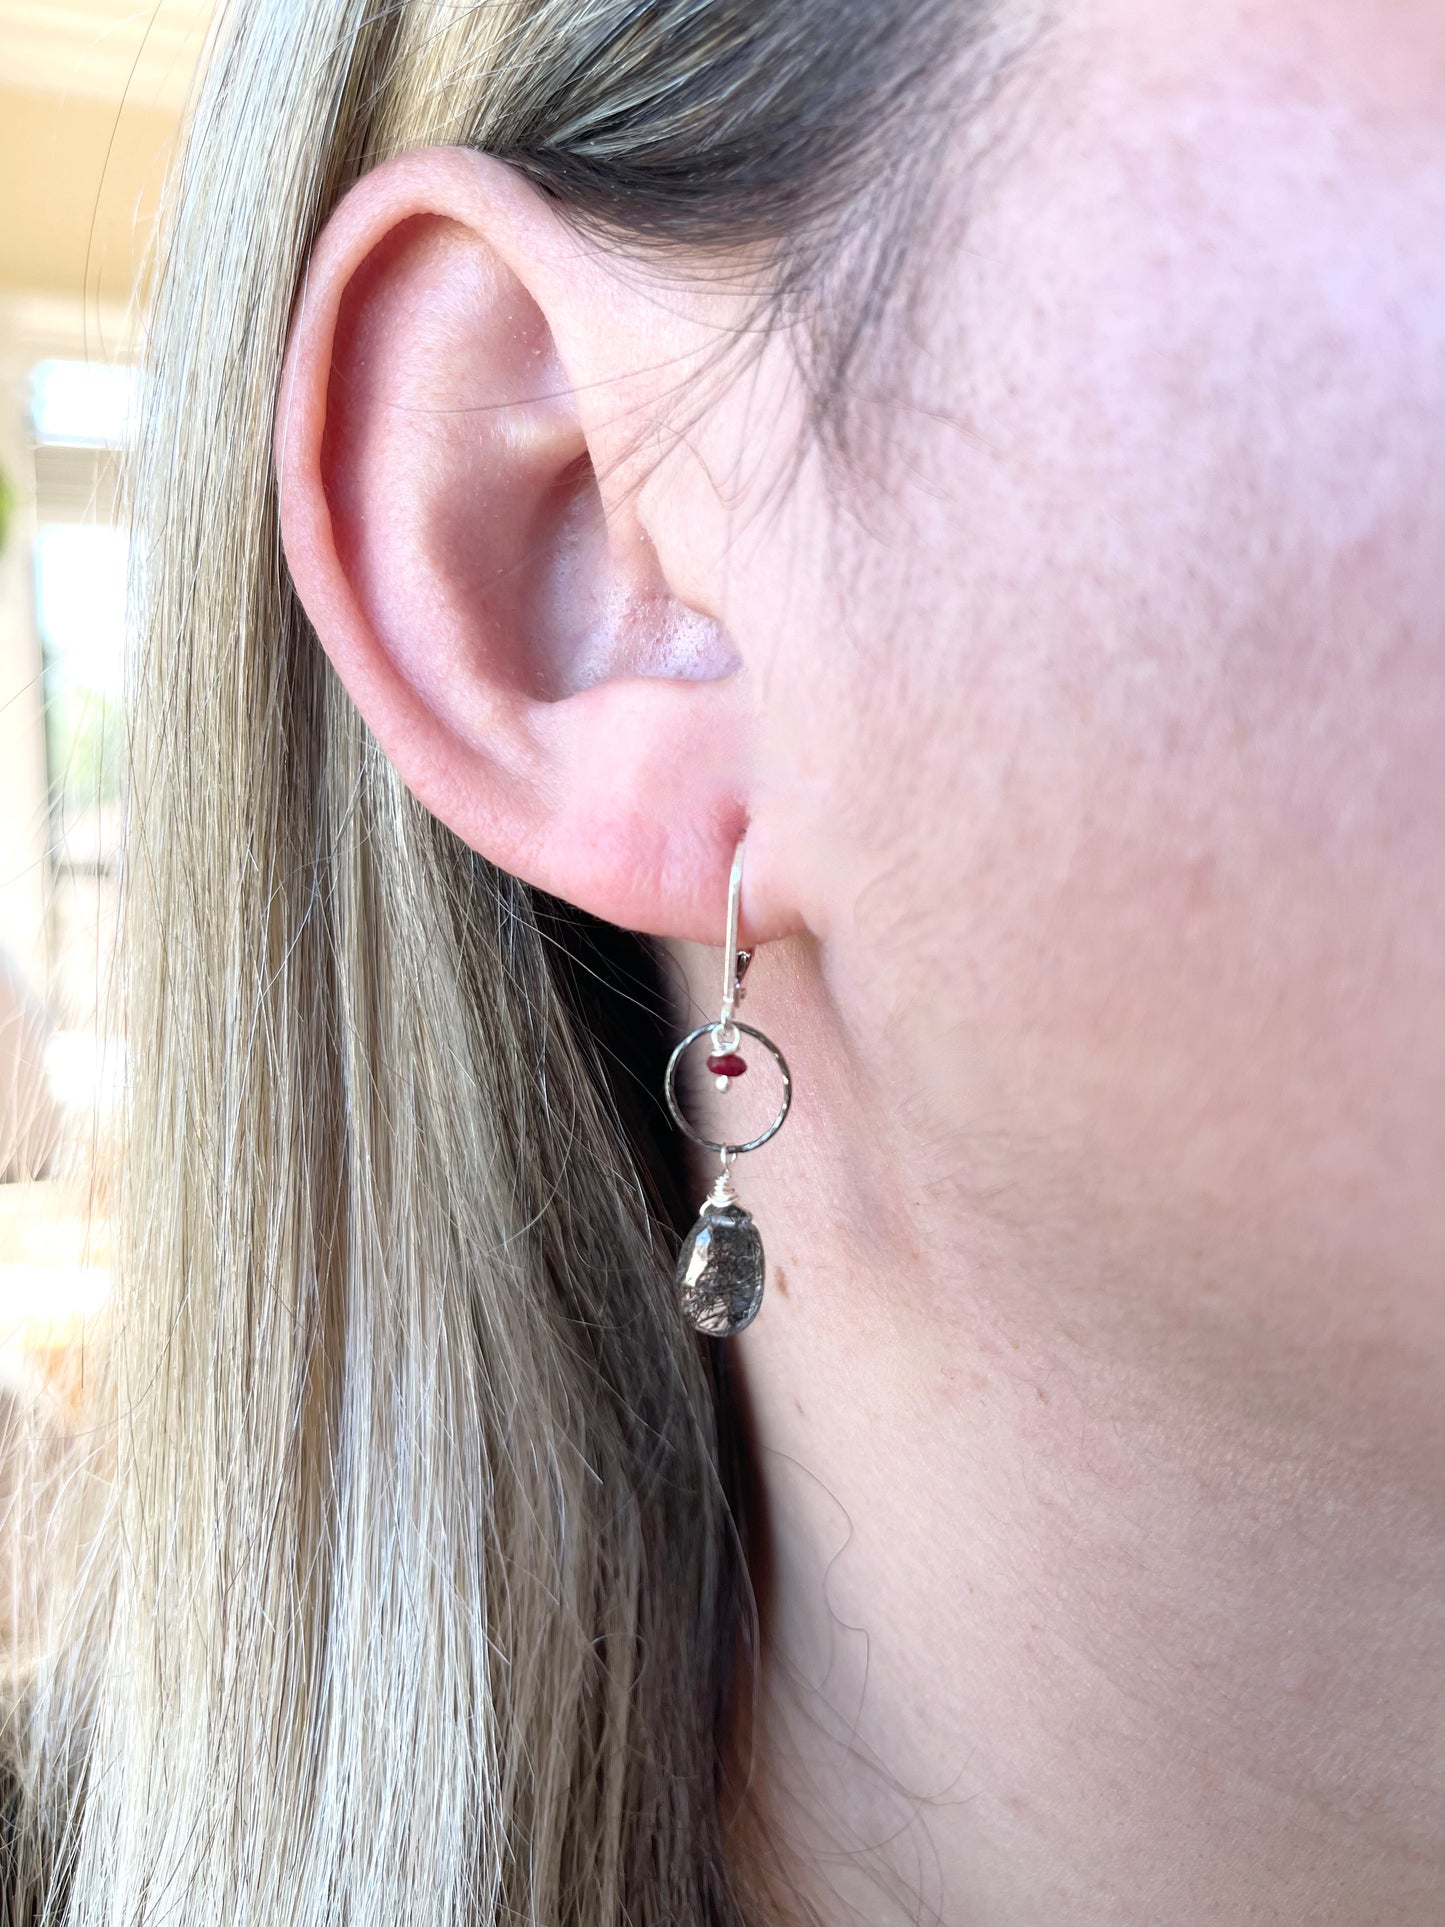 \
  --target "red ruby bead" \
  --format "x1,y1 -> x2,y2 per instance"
706,1052 -> 748,1078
